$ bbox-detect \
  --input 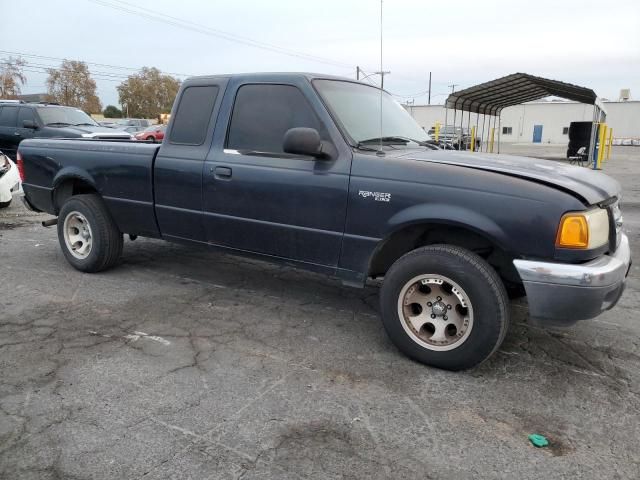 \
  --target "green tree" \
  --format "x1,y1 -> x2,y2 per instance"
46,60 -> 102,113
0,57 -> 27,98
117,67 -> 180,118
103,105 -> 123,118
